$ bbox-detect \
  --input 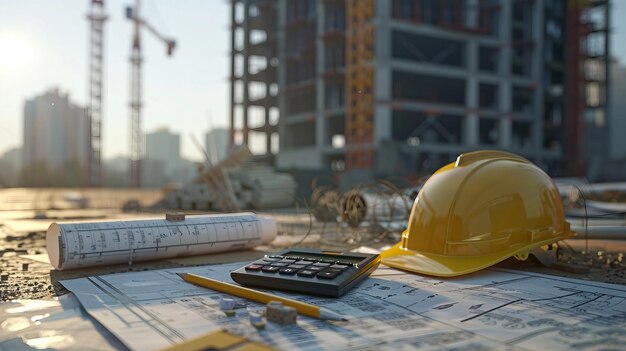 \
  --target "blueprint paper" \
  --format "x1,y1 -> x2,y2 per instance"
61,263 -> 626,351
0,294 -> 127,351
46,212 -> 276,270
